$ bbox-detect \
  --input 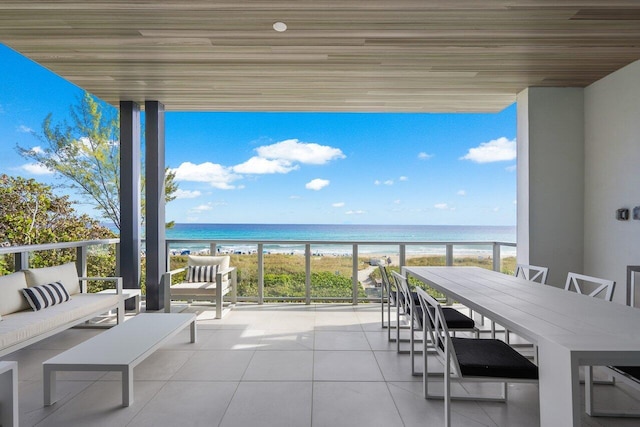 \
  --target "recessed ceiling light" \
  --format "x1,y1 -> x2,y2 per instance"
273,21 -> 287,32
